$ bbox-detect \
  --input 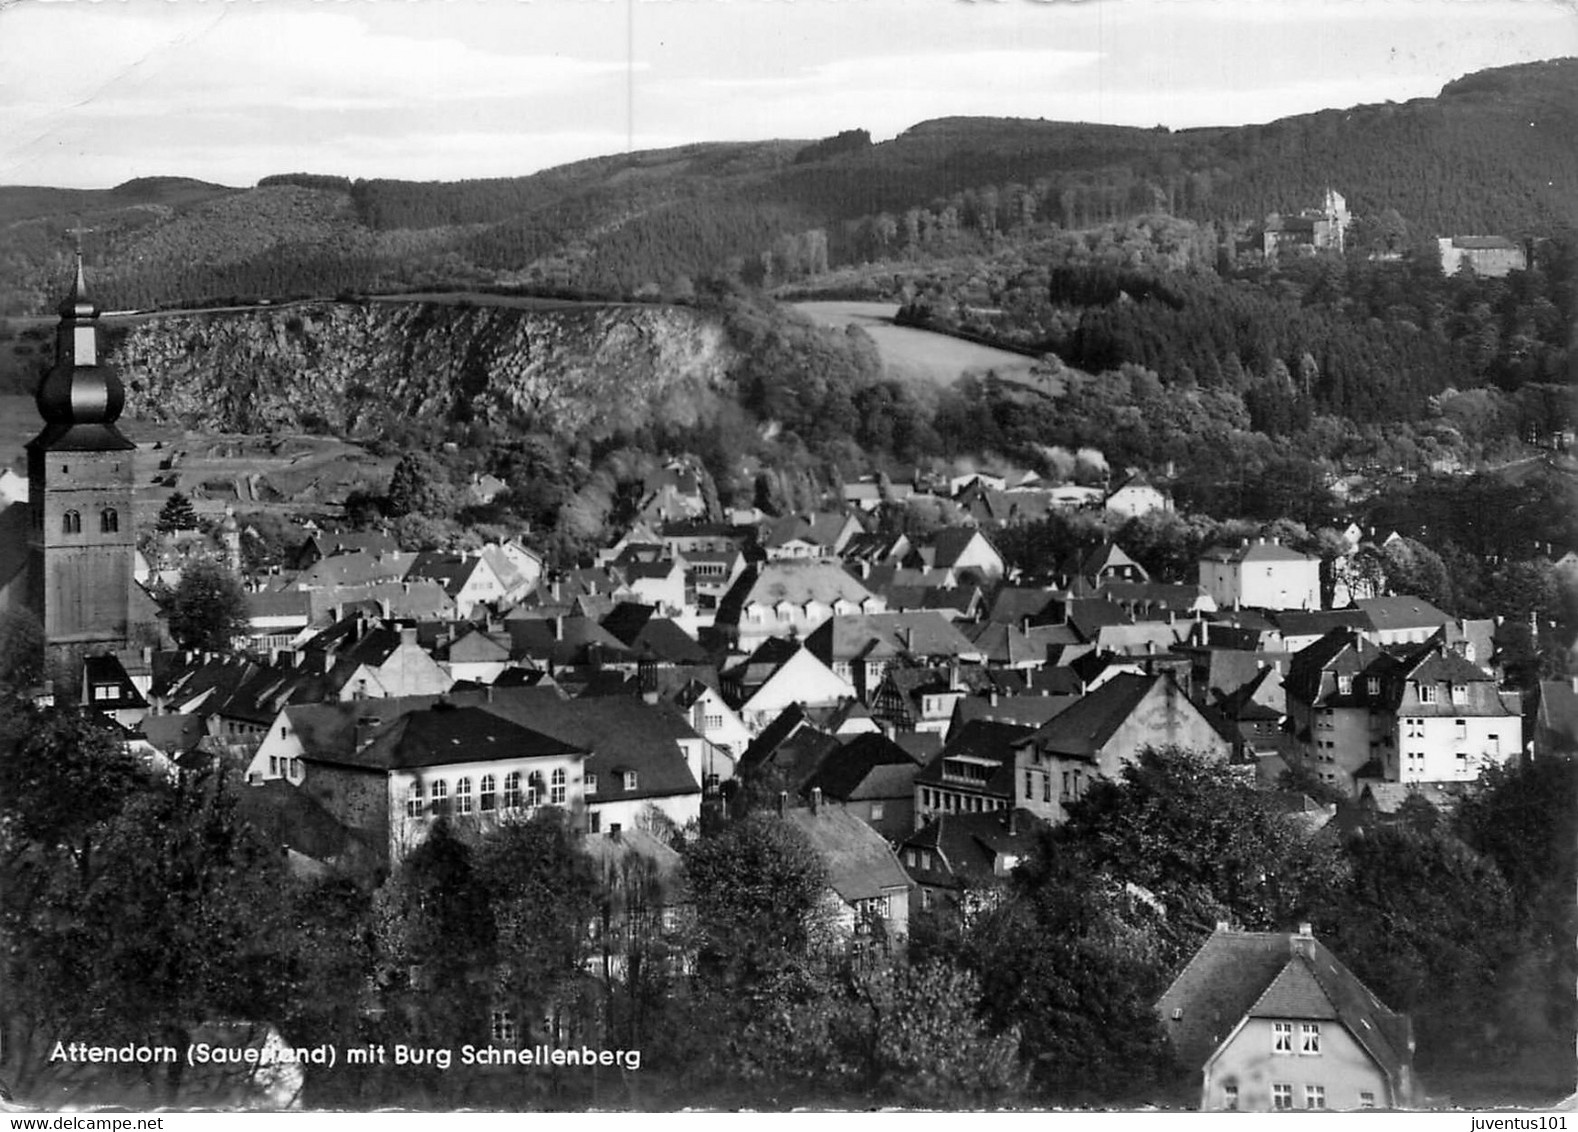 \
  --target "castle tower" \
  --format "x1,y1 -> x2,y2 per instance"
25,256 -> 138,665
